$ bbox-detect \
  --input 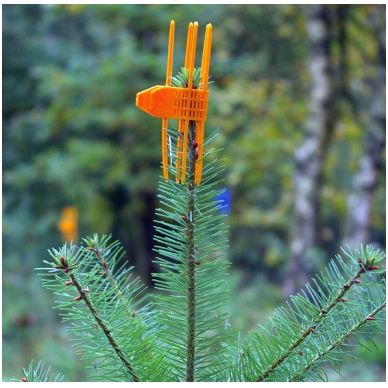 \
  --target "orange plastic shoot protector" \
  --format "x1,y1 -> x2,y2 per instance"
136,21 -> 212,185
